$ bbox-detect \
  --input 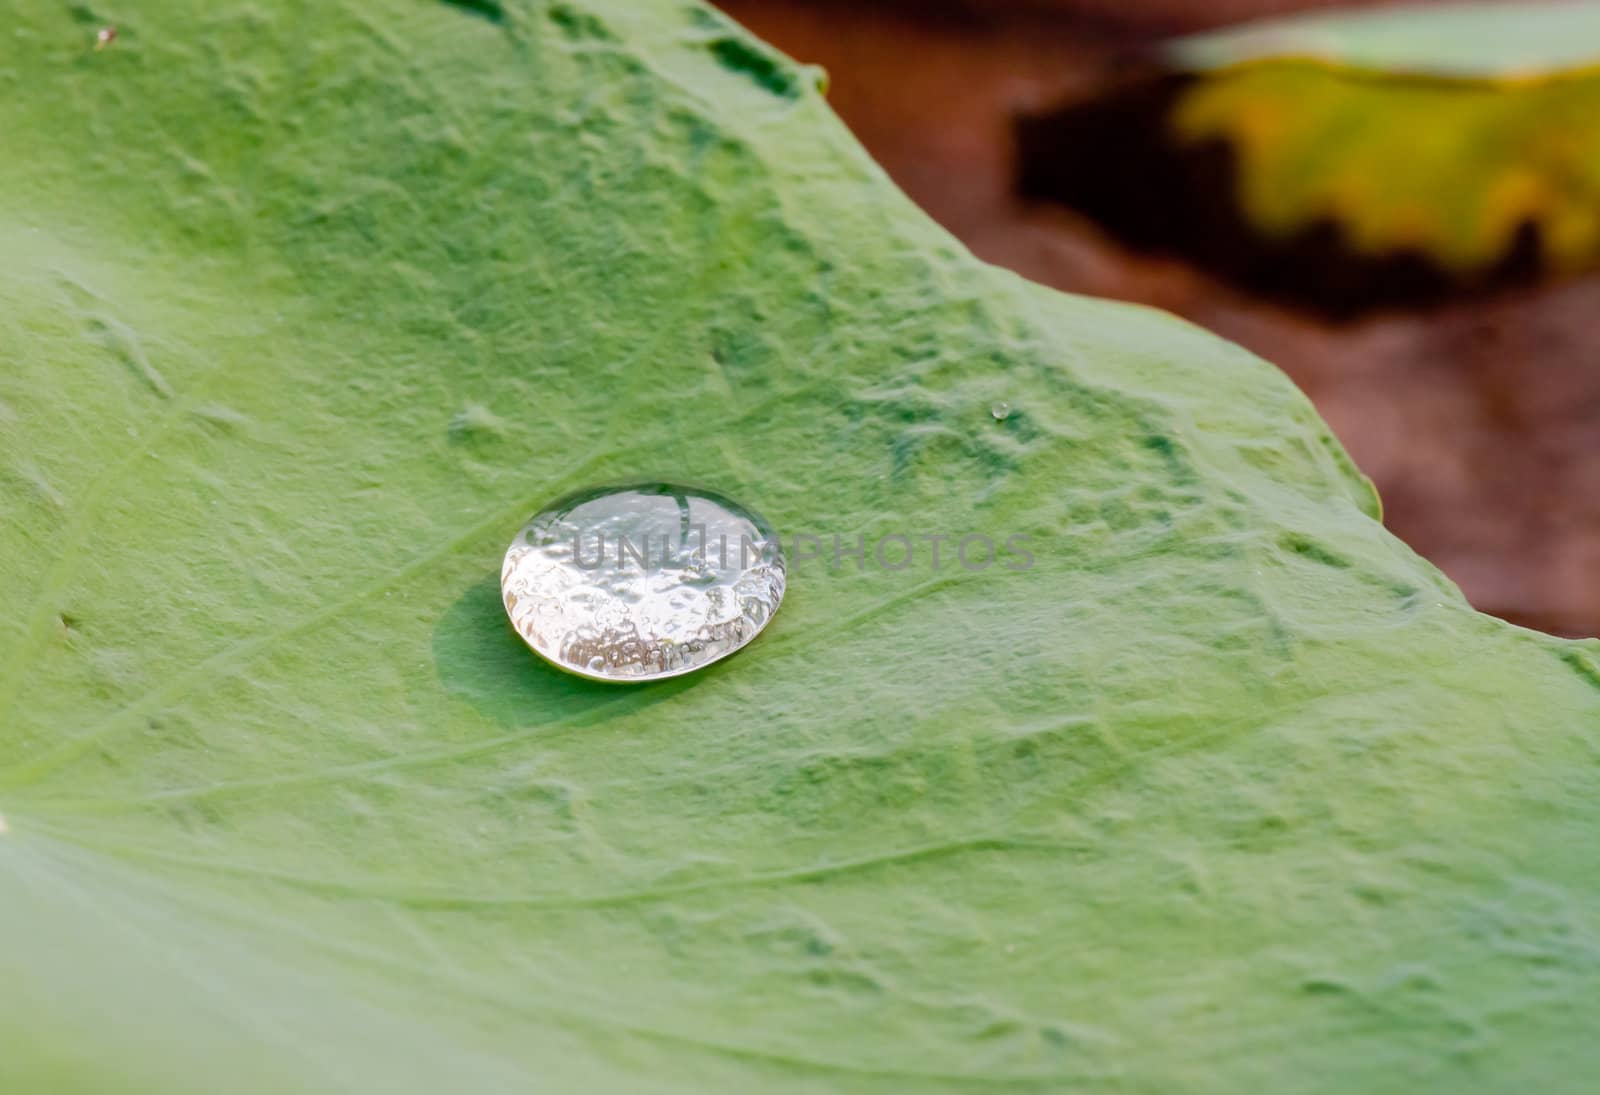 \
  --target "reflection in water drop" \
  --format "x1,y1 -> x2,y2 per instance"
501,483 -> 786,682
990,401 -> 1012,421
